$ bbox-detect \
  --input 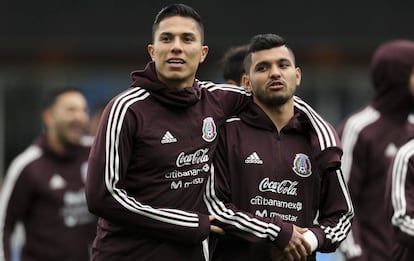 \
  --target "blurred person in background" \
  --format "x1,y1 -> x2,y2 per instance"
338,40 -> 414,261
0,87 -> 96,261
204,33 -> 353,261
386,105 -> 414,261
85,3 -> 251,261
221,44 -> 249,90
